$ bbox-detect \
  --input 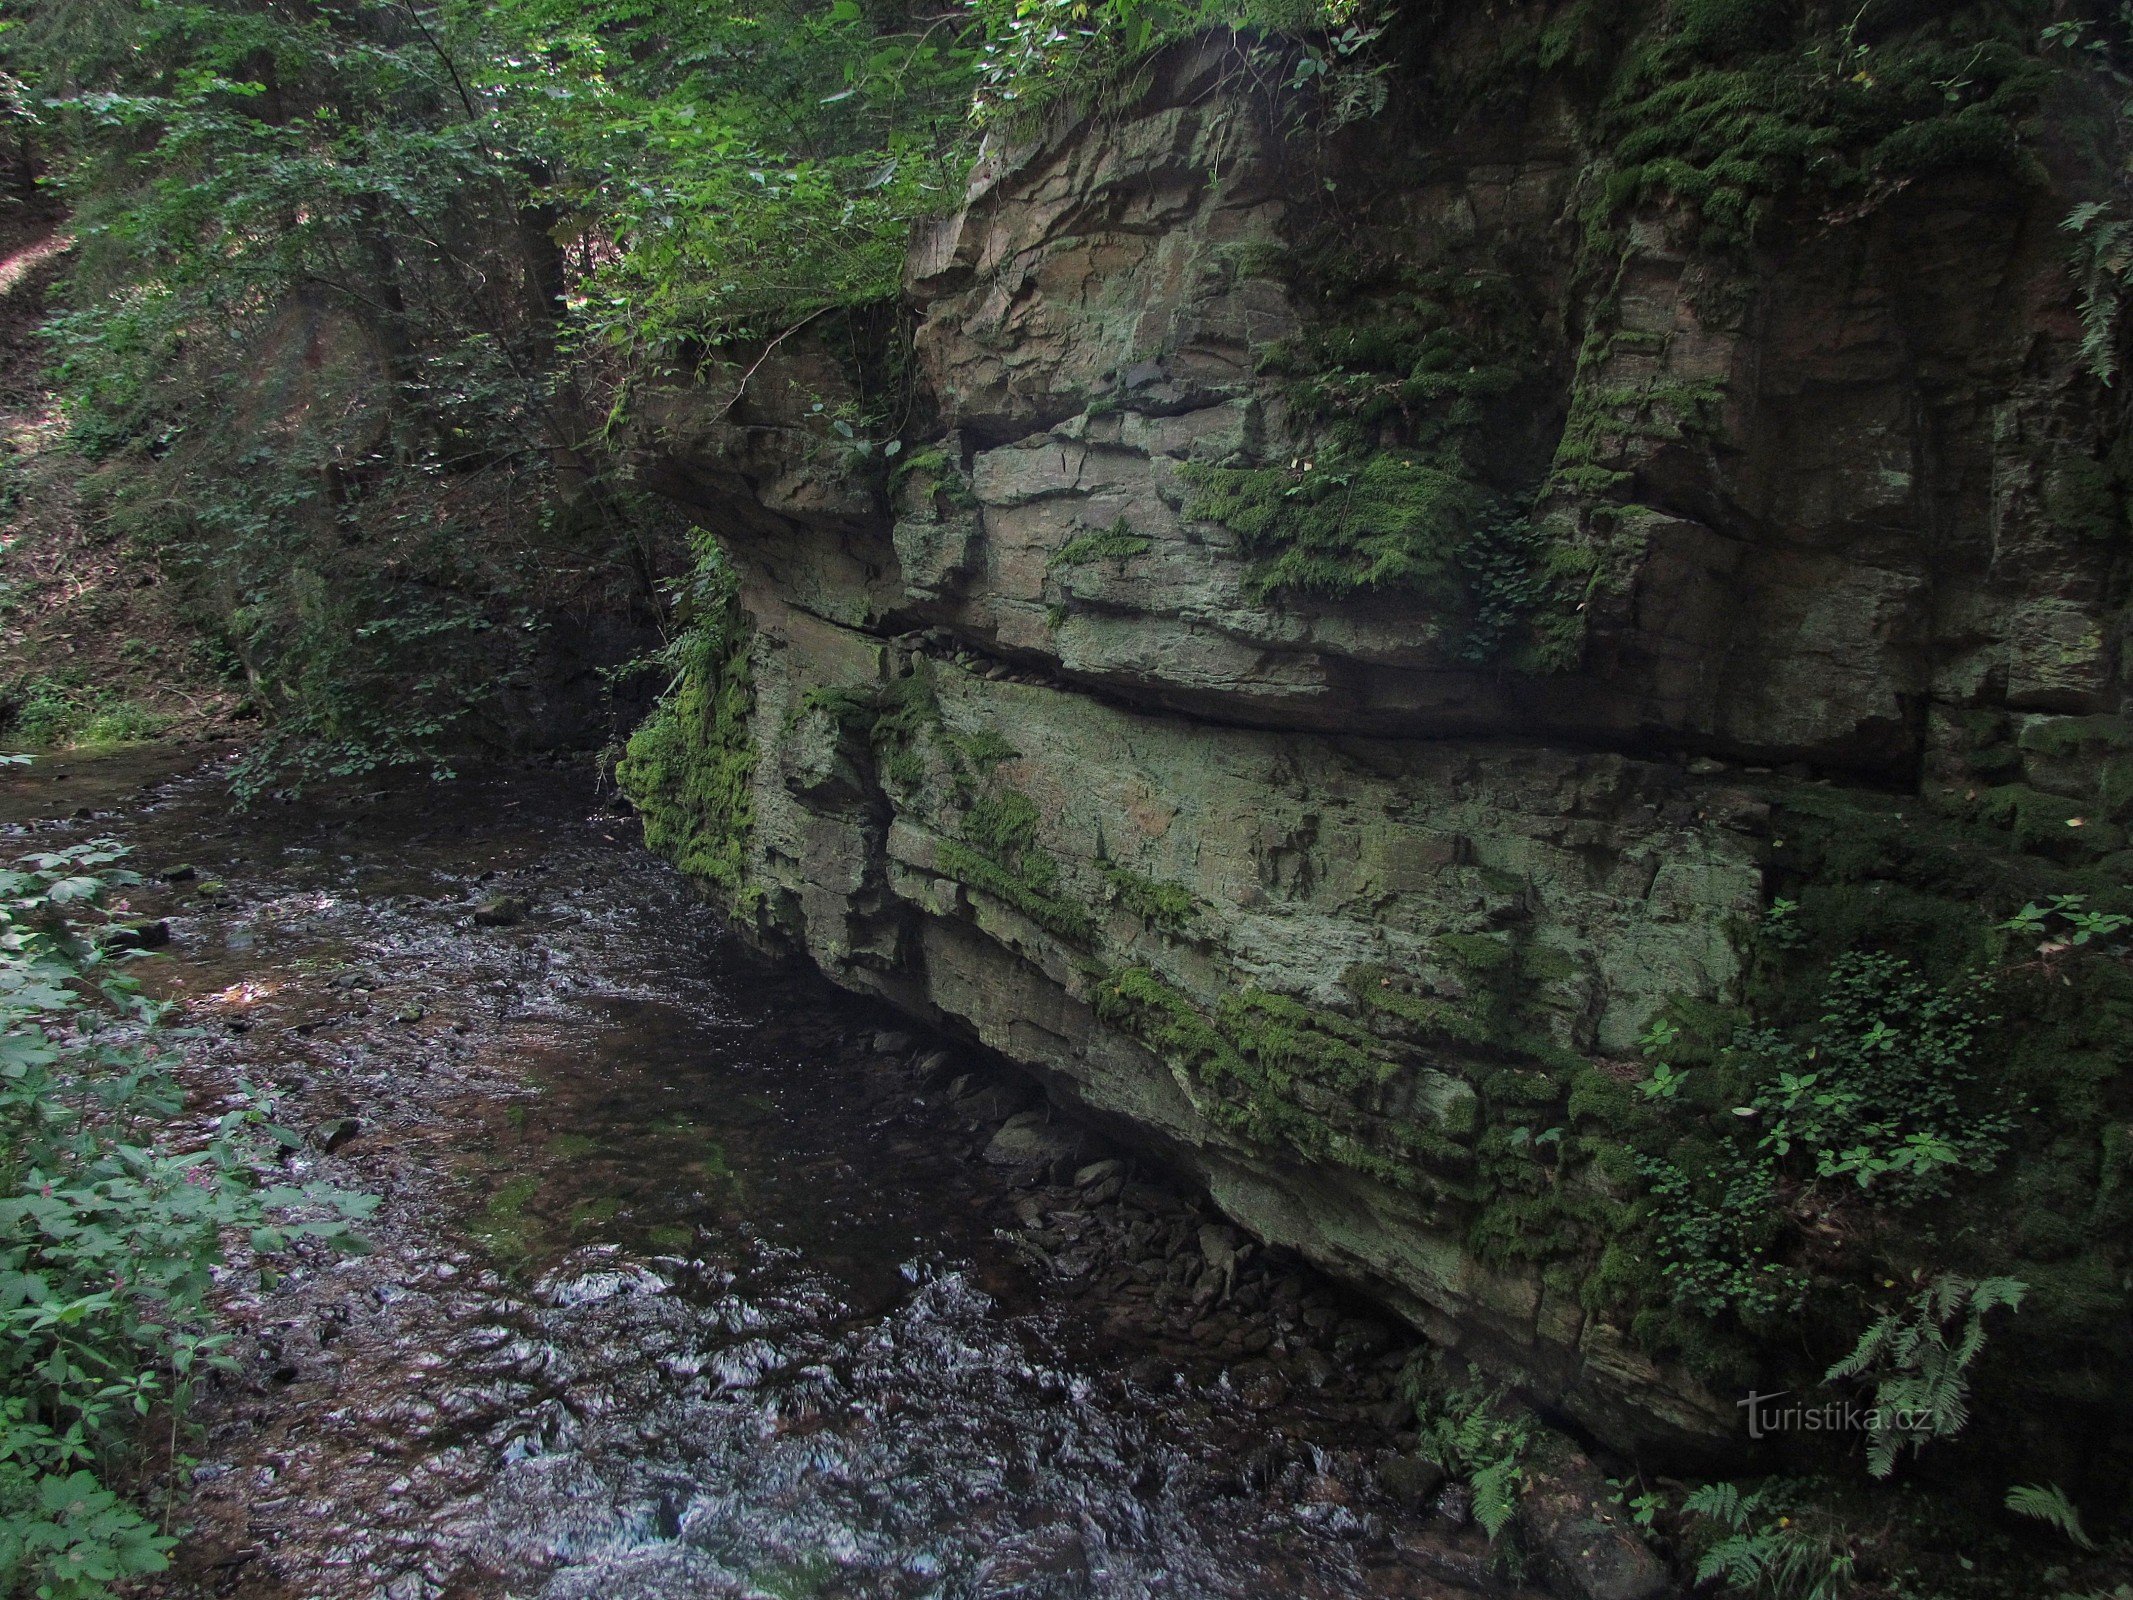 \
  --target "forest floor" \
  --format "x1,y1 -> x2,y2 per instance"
0,180 -> 242,753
